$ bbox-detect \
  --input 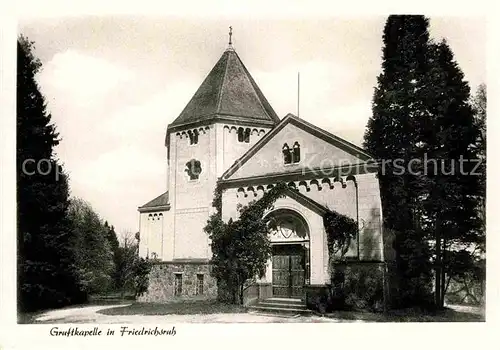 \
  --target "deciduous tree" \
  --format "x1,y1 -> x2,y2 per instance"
67,198 -> 115,294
